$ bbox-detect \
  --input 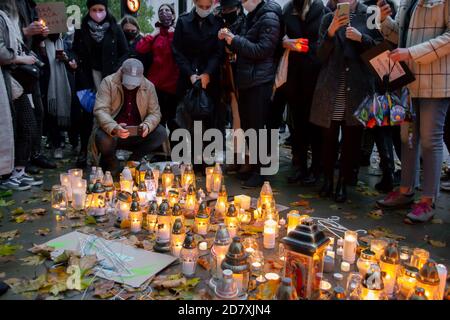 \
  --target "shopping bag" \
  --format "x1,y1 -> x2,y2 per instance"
183,80 -> 213,120
76,89 -> 96,113
274,49 -> 290,89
